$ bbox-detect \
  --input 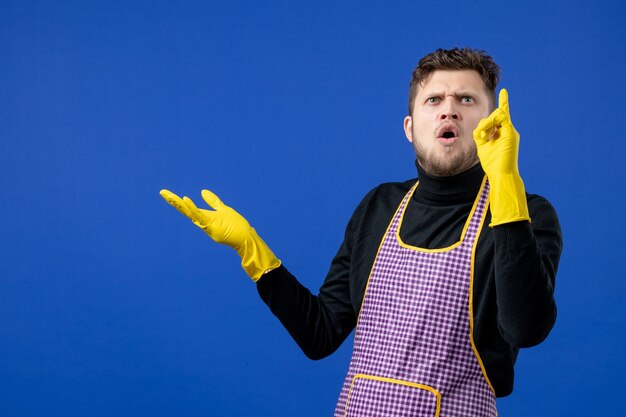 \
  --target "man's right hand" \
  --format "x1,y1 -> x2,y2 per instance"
160,189 -> 254,249
160,189 -> 281,281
